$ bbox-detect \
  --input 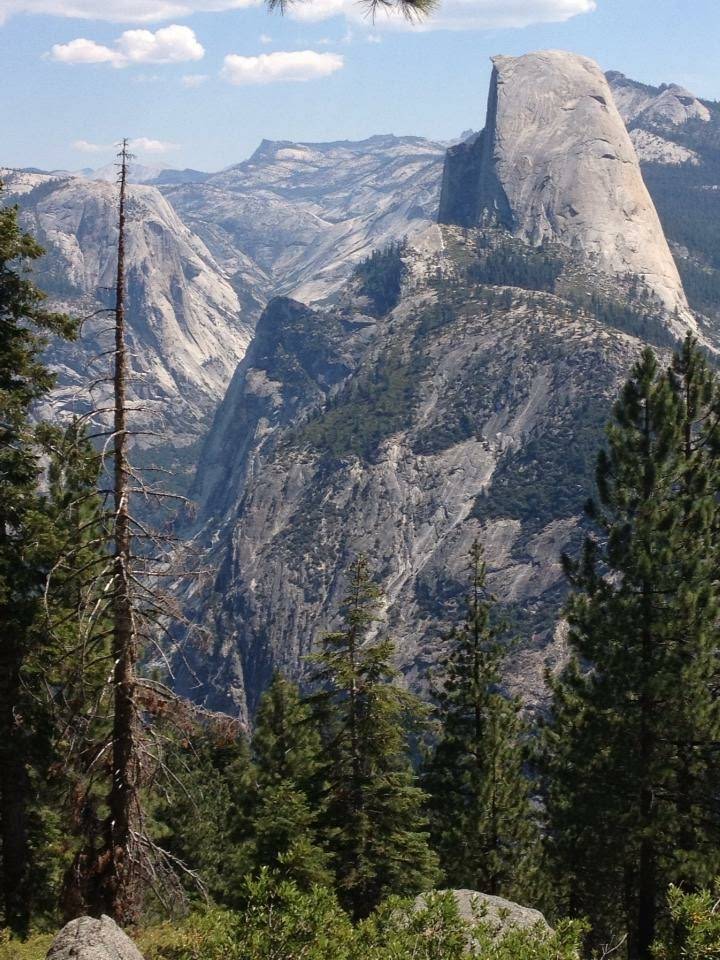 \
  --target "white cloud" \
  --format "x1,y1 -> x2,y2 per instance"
73,138 -> 113,152
72,136 -> 179,153
50,23 -> 204,66
0,0 -> 258,24
51,38 -> 118,63
181,71 -> 208,86
259,32 -> 272,43
366,32 -> 381,42
221,49 -> 344,85
288,0 -> 596,30
130,136 -> 179,152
